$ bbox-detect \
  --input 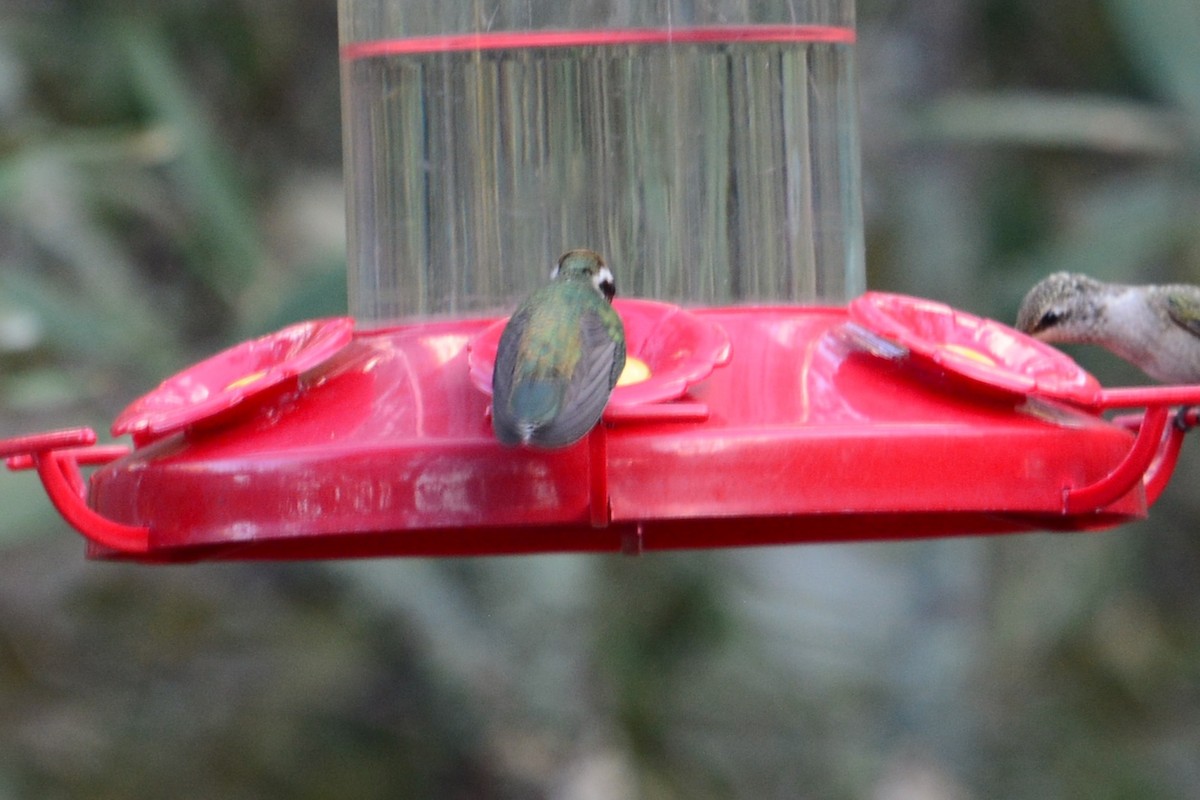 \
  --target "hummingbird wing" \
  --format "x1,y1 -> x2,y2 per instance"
491,302 -> 538,446
534,302 -> 626,448
1166,291 -> 1200,339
